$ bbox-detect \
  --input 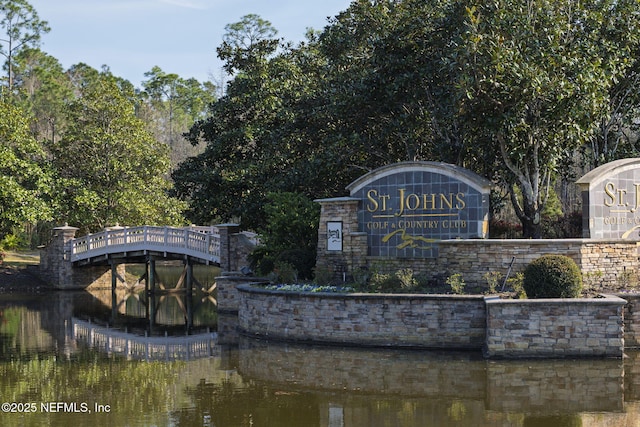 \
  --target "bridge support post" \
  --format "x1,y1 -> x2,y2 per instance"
147,257 -> 156,294
186,259 -> 194,331
111,260 -> 118,322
